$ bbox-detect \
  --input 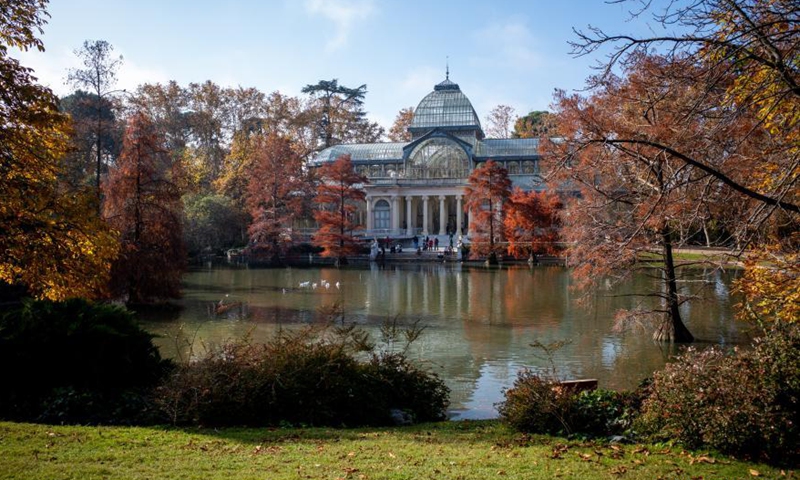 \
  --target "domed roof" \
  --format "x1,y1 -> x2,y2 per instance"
410,77 -> 482,134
